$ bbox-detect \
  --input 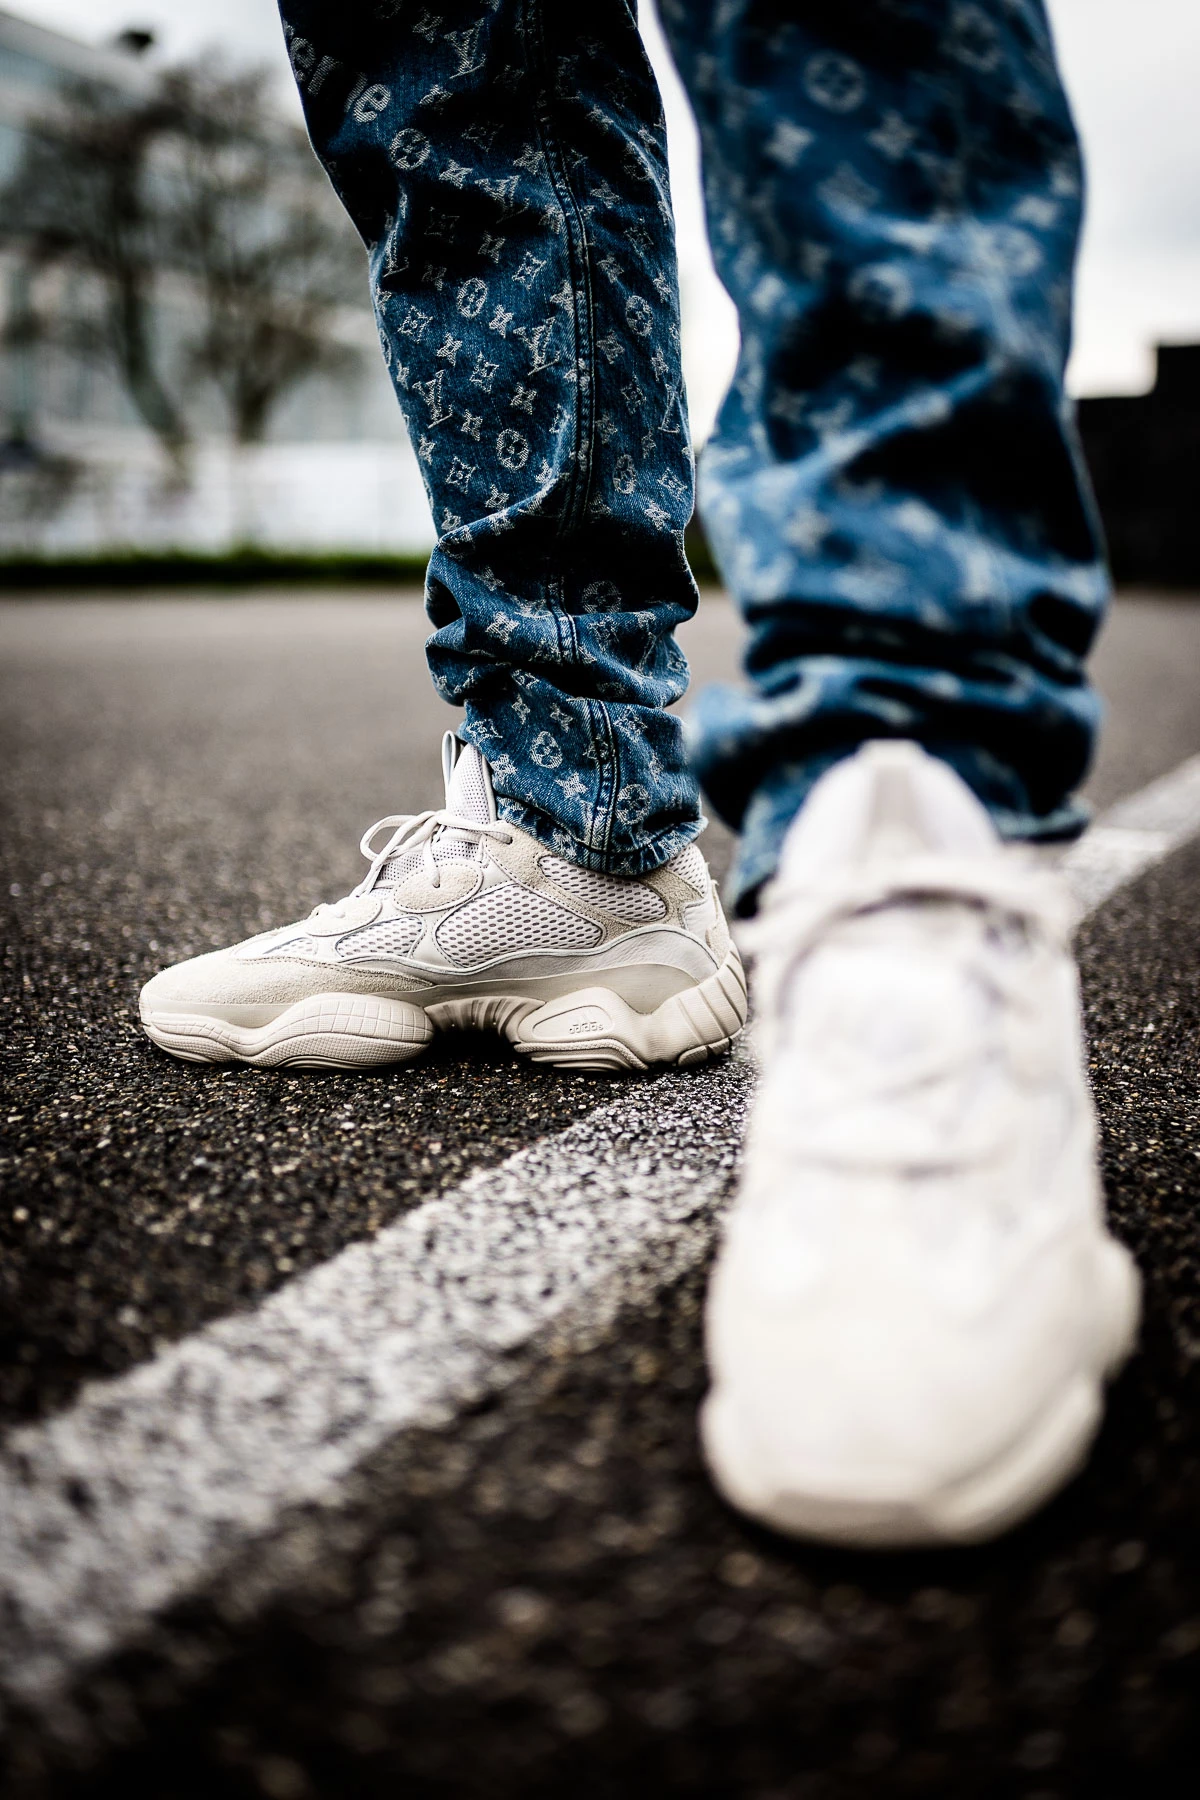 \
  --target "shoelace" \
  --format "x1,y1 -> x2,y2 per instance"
741,853 -> 1078,1108
740,851 -> 1075,969
307,809 -> 514,923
